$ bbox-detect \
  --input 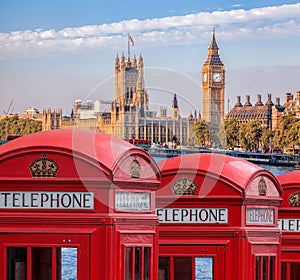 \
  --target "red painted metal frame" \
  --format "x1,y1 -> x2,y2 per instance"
278,171 -> 300,280
0,129 -> 161,280
156,153 -> 283,280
